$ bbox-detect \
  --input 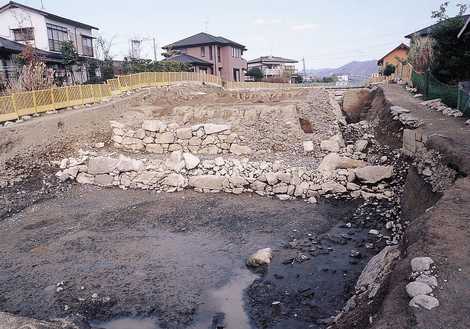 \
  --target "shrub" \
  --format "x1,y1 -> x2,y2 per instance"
383,64 -> 396,76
